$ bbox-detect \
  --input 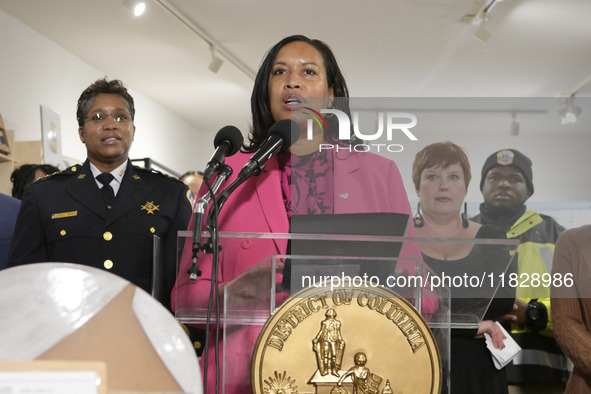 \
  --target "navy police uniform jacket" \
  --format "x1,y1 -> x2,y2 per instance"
8,160 -> 192,311
0,193 -> 20,270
